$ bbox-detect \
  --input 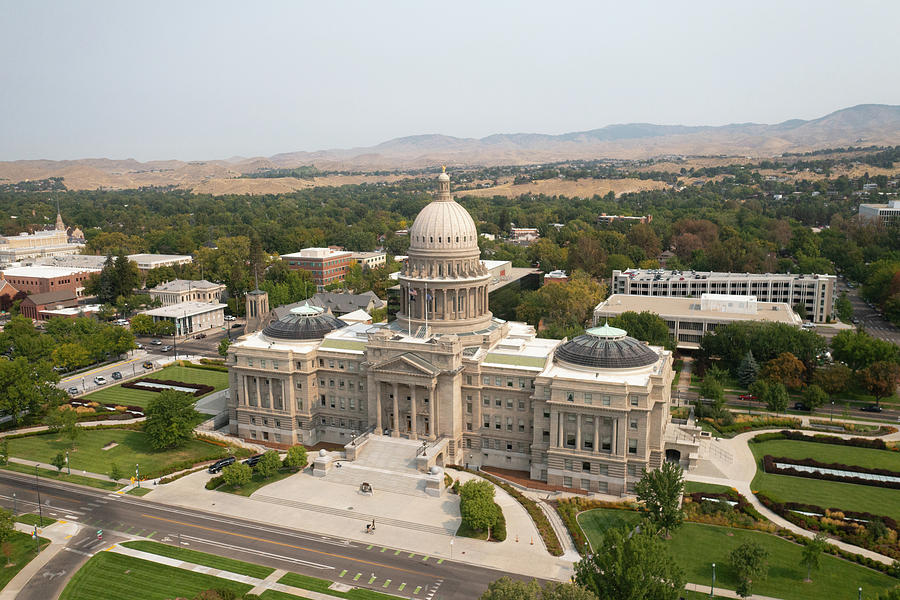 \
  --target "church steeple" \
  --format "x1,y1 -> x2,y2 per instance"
54,200 -> 65,231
